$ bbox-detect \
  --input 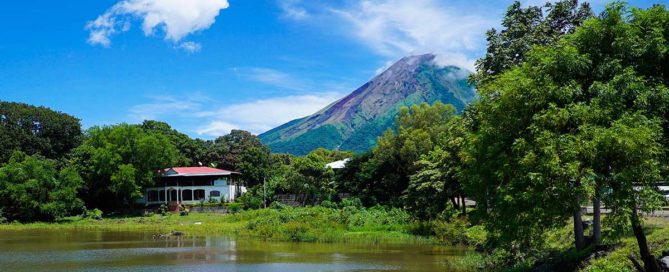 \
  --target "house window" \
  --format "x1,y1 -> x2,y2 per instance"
210,190 -> 221,197
159,190 -> 166,202
194,189 -> 205,200
182,189 -> 193,201
148,191 -> 159,202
